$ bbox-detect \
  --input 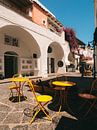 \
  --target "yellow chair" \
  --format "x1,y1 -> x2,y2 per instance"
25,79 -> 53,124
9,74 -> 22,101
13,74 -> 21,78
